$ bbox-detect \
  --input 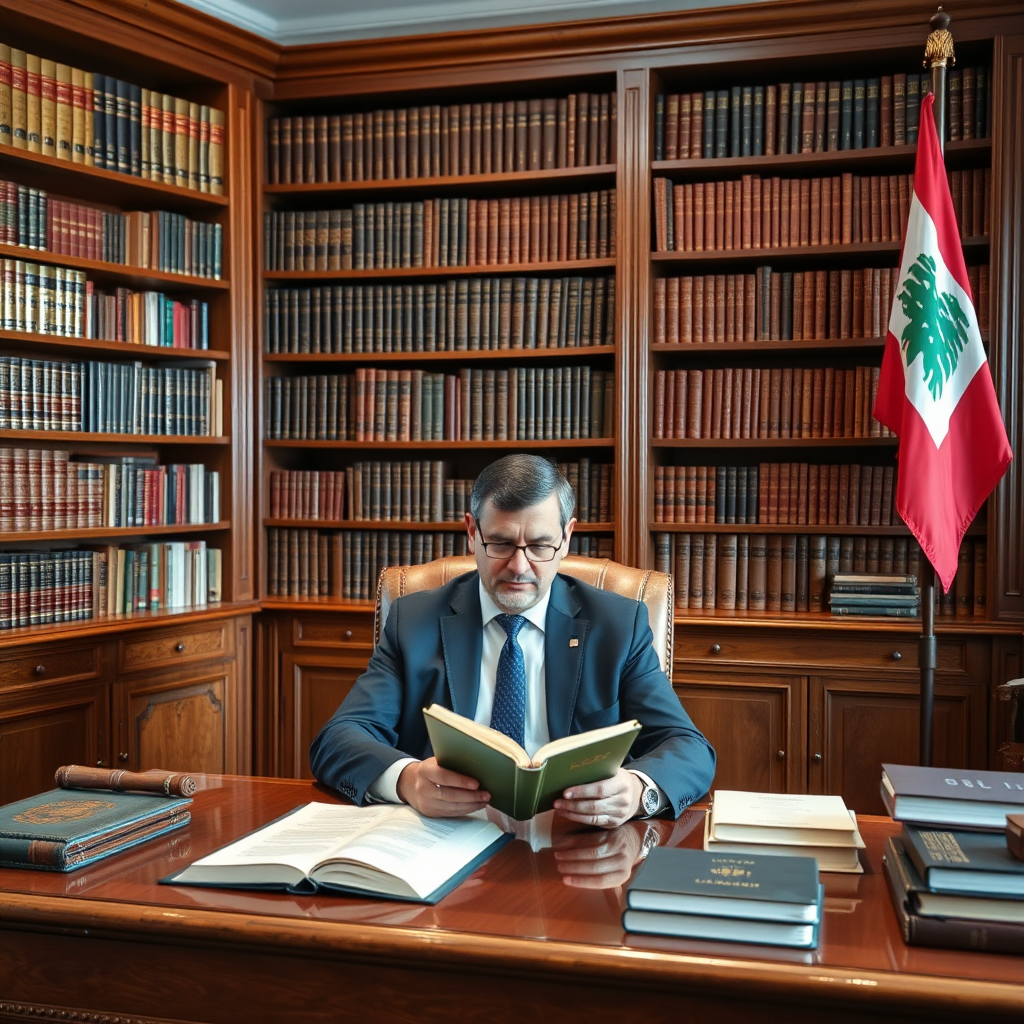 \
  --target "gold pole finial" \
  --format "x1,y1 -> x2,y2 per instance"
924,7 -> 955,69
